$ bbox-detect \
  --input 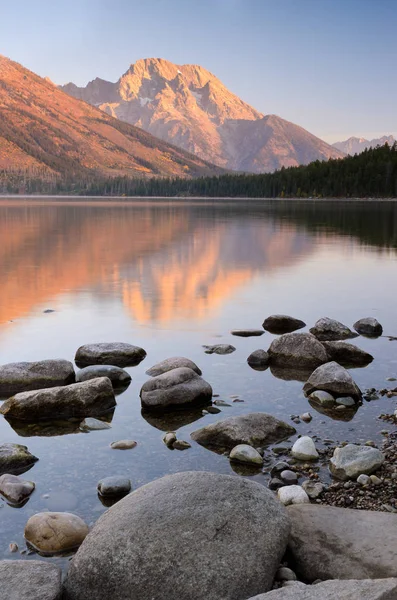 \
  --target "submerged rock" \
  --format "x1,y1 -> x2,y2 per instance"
146,357 -> 202,376
0,473 -> 35,505
268,333 -> 328,369
191,413 -> 296,452
25,512 -> 89,555
75,342 -> 146,368
330,444 -> 384,480
229,444 -> 263,465
203,344 -> 236,355
322,340 -> 373,367
308,389 -> 336,407
262,315 -> 306,334
310,317 -> 357,341
63,471 -> 290,600
303,361 -> 362,401
76,365 -> 131,389
140,367 -> 212,411
0,560 -> 62,600
353,317 -> 383,337
79,417 -> 111,431
247,349 -> 269,370
230,329 -> 265,337
0,377 -> 116,420
110,440 -> 137,450
0,443 -> 38,476
0,359 -> 75,398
